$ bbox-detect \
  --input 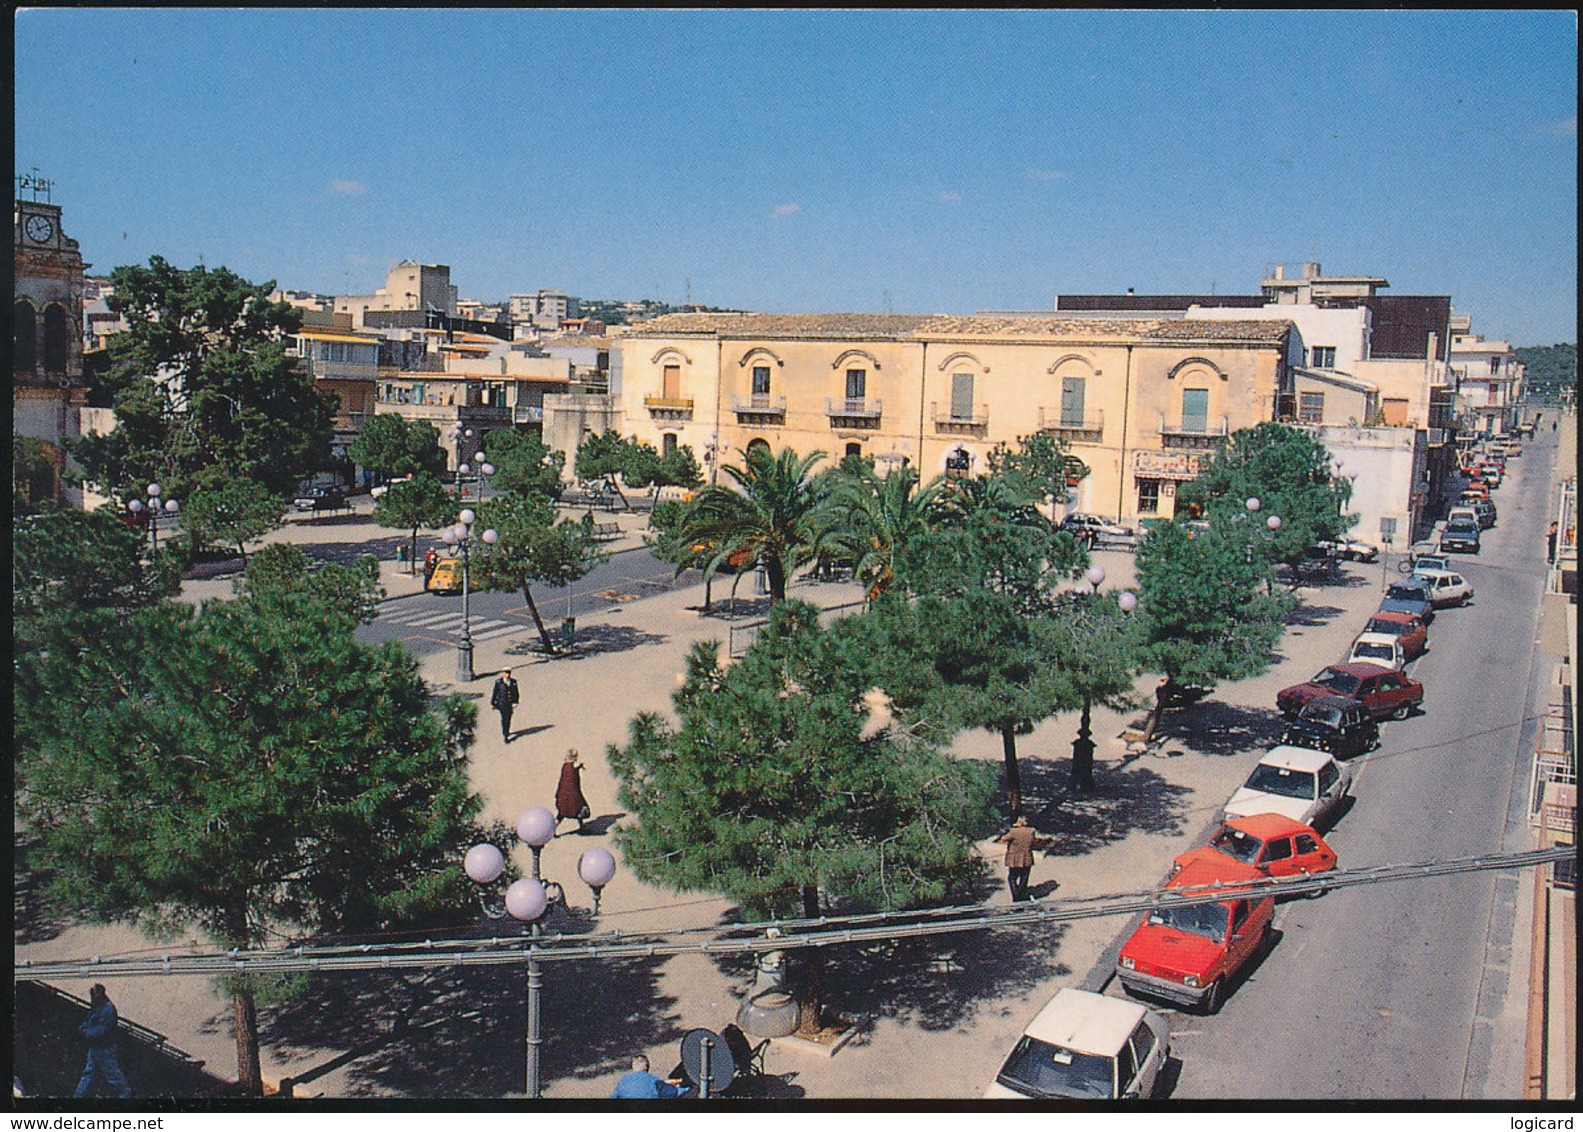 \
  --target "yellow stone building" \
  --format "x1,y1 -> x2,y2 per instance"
612,313 -> 1293,524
